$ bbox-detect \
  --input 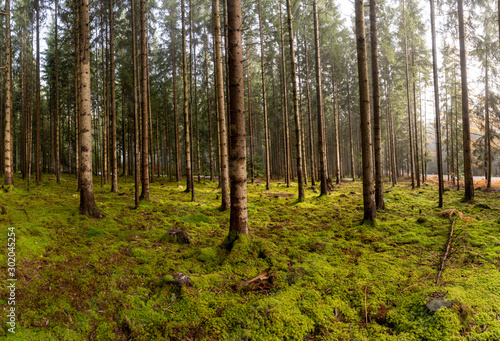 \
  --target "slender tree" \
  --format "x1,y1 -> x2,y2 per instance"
430,0 -> 444,207
110,0 -> 118,193
286,0 -> 304,201
182,0 -> 193,194
140,0 -> 150,200
36,0 -> 41,185
258,0 -> 271,190
224,0 -> 248,249
370,0 -> 383,208
55,0 -> 60,184
3,0 -> 13,186
79,0 -> 103,217
131,0 -> 140,206
170,8 -> 181,182
355,0 -> 376,221
313,0 -> 327,195
213,0 -> 230,210
457,0 -> 474,201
